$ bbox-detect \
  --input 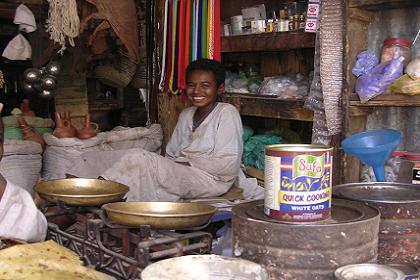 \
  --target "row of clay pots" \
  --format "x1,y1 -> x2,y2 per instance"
53,111 -> 99,140
16,111 -> 100,150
